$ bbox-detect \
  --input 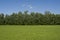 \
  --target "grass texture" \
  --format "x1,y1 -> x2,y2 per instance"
0,25 -> 60,40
